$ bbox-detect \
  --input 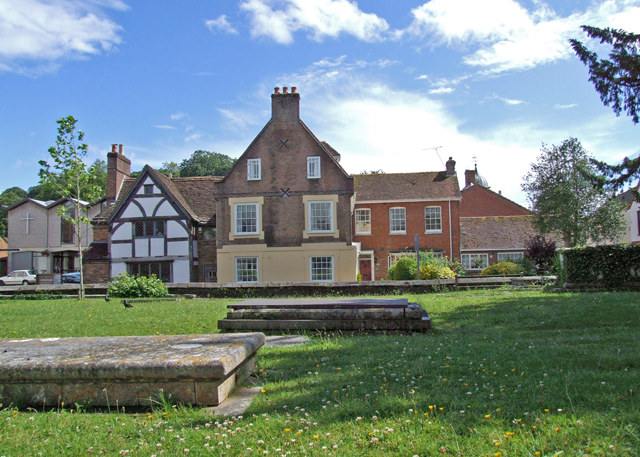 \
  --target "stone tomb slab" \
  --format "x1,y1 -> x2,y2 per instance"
0,333 -> 265,407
